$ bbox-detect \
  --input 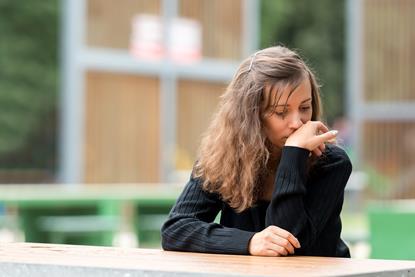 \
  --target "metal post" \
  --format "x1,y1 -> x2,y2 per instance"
346,0 -> 364,168
59,0 -> 86,185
